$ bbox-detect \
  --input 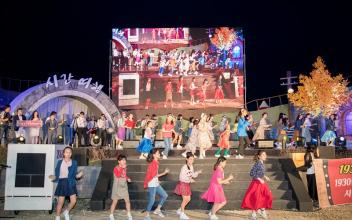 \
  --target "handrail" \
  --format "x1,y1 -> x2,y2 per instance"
246,93 -> 289,110
246,93 -> 288,105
